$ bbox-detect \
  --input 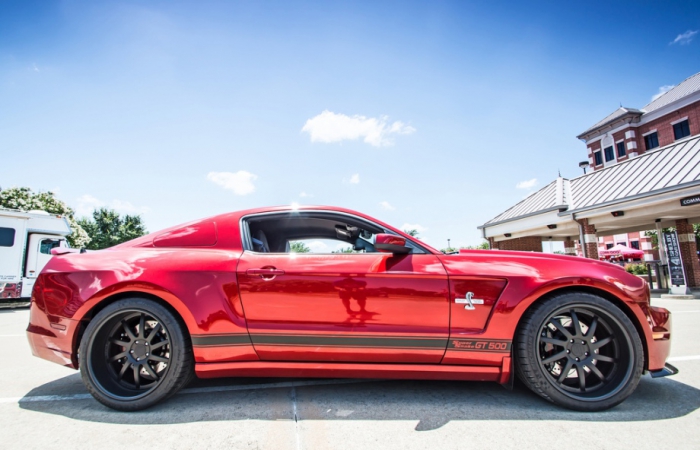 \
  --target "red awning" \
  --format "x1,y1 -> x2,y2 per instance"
599,244 -> 644,259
